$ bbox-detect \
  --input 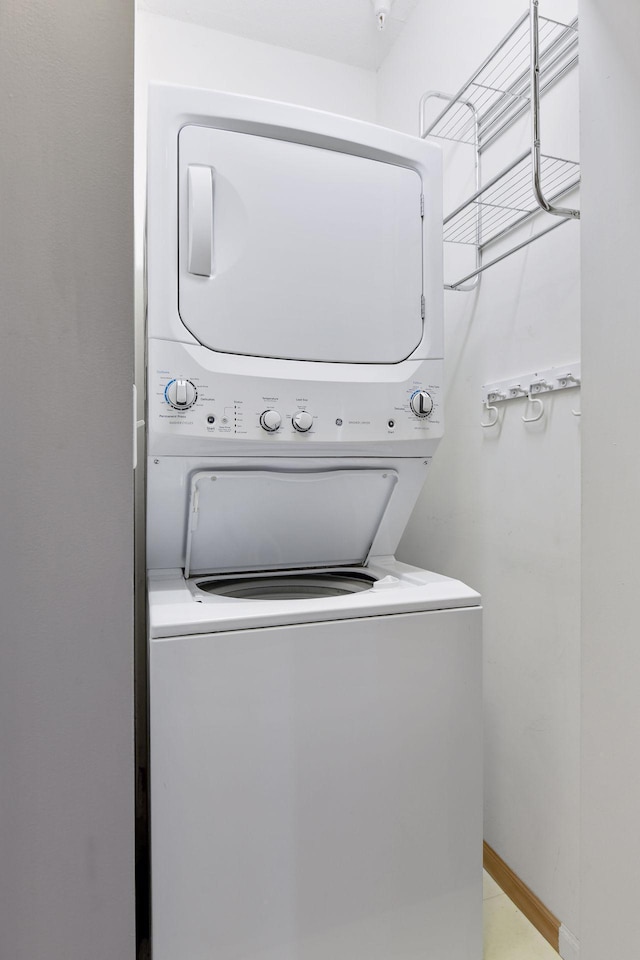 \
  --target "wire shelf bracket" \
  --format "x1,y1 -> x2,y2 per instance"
420,0 -> 580,291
